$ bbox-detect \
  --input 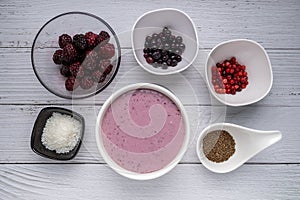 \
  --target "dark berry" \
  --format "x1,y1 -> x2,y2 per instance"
65,76 -> 79,91
176,55 -> 182,62
91,70 -> 103,82
178,43 -> 185,51
146,57 -> 154,64
52,49 -> 63,64
145,36 -> 152,42
59,34 -> 72,48
152,51 -> 161,60
143,48 -> 150,53
103,64 -> 113,75
162,27 -> 169,34
69,62 -> 81,77
98,59 -> 111,73
144,41 -> 150,48
162,55 -> 168,62
60,65 -> 71,77
161,50 -> 168,56
171,60 -> 178,67
62,44 -> 78,65
97,31 -> 110,46
80,77 -> 94,89
85,32 -> 99,50
152,33 -> 158,39
163,43 -> 170,50
175,36 -> 183,44
99,43 -> 115,59
98,74 -> 106,83
73,34 -> 88,51
82,51 -> 98,71
166,59 -> 172,66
